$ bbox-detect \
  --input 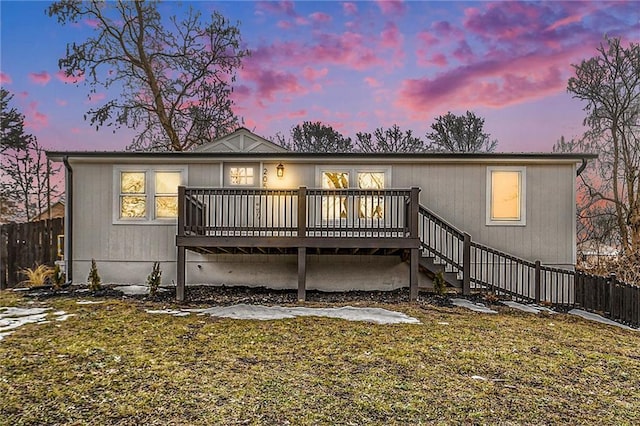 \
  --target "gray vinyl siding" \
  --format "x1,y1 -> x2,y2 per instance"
68,157 -> 577,285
